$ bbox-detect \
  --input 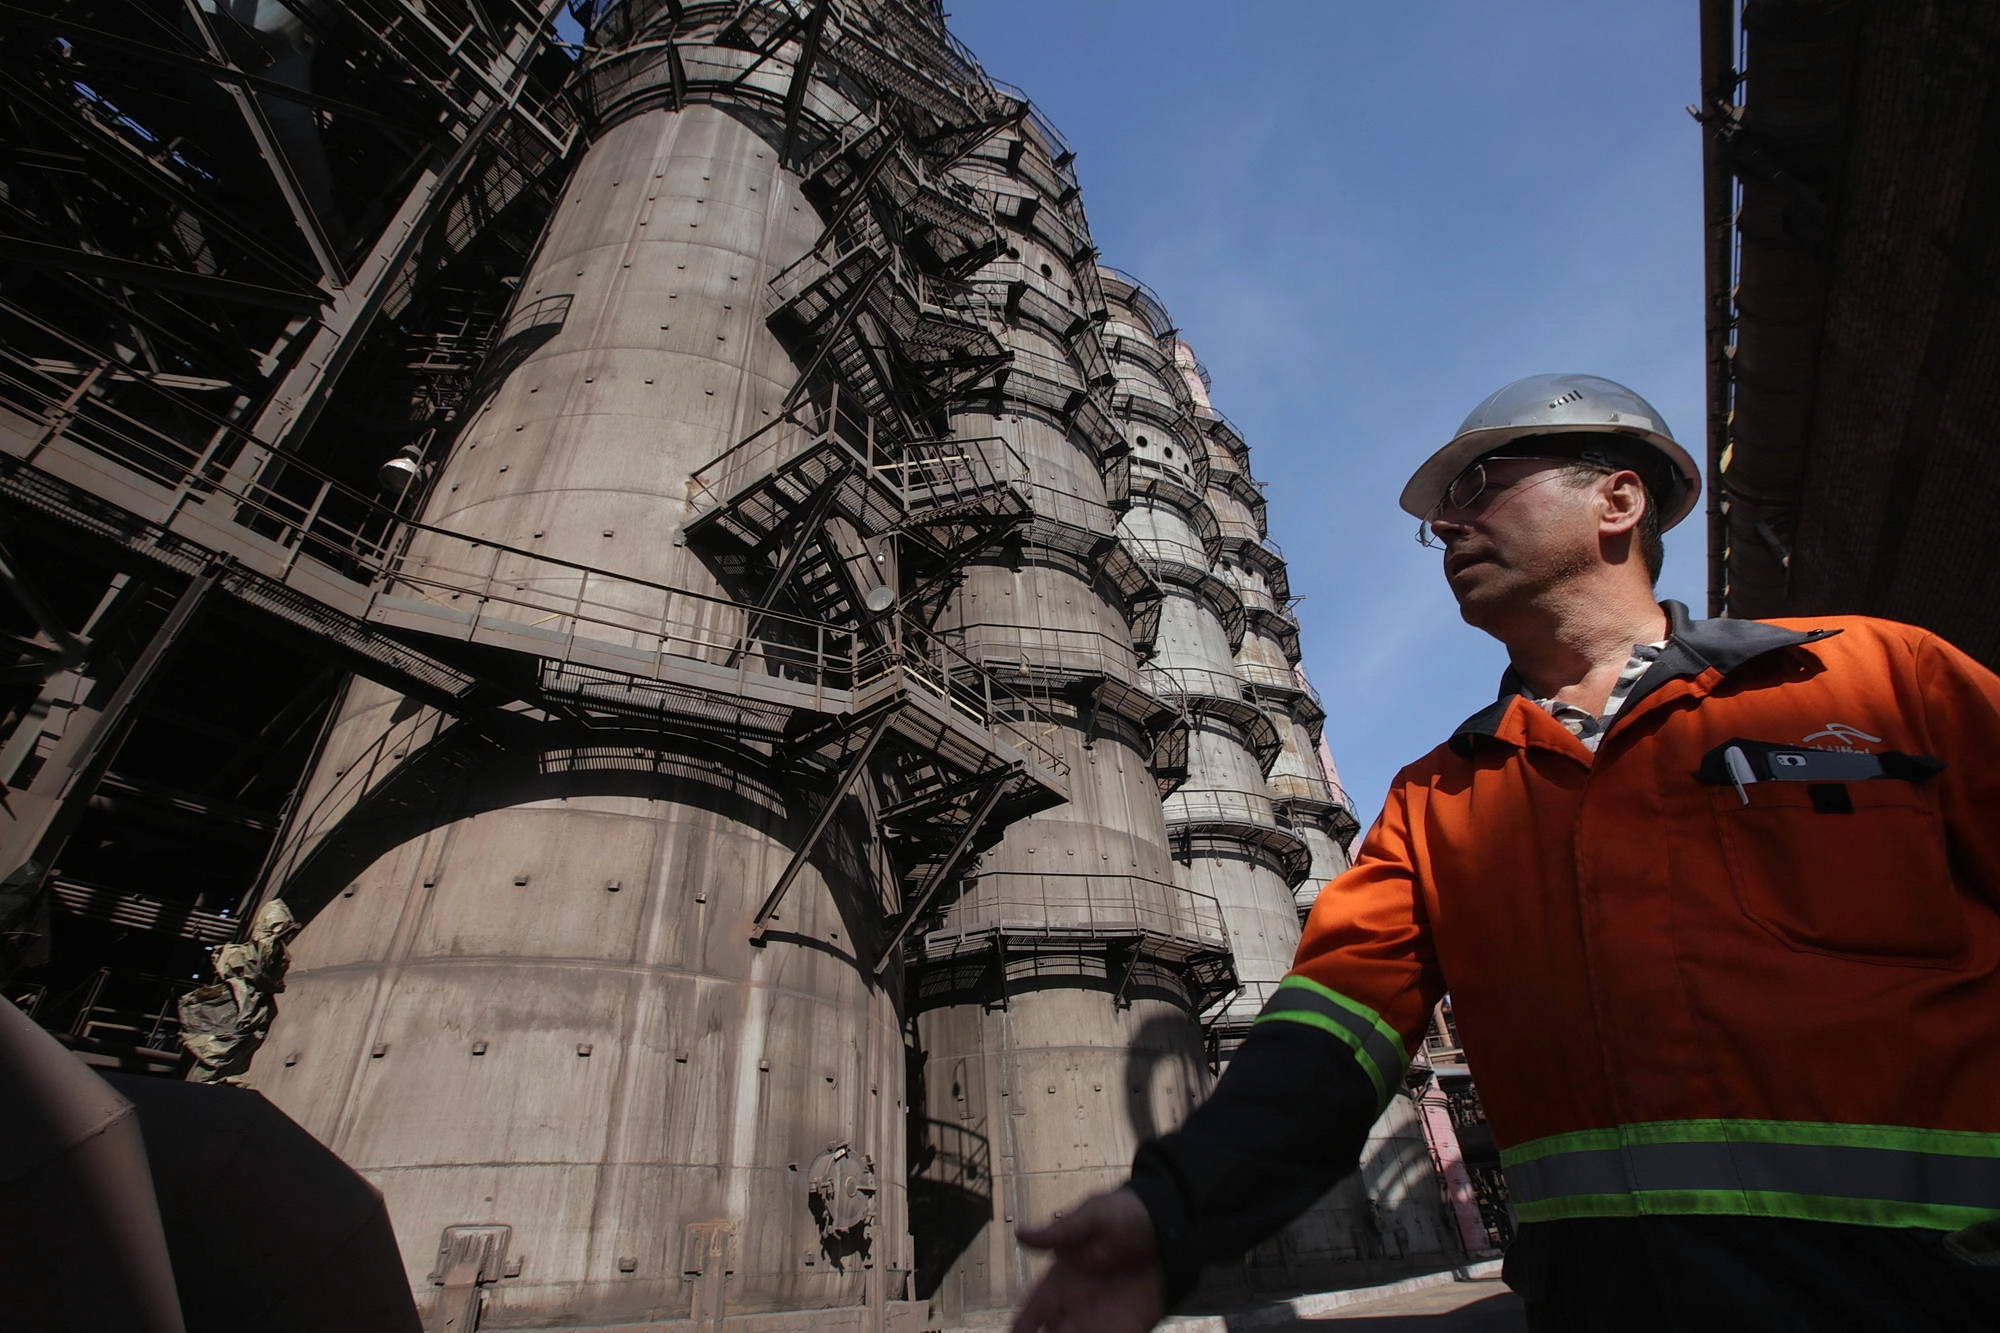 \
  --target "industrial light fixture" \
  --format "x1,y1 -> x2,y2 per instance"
377,442 -> 431,497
